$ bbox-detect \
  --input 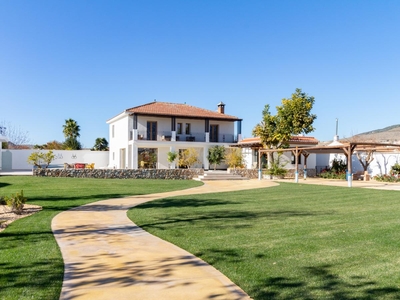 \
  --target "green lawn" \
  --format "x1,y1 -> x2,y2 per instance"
129,182 -> 400,300
0,176 -> 202,300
